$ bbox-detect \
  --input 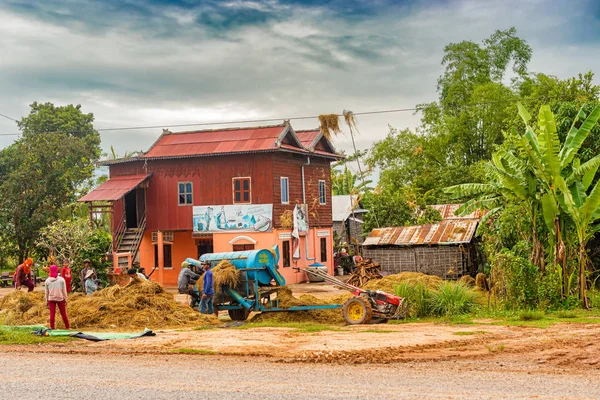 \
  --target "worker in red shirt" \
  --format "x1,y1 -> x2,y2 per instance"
14,258 -> 35,292
61,258 -> 73,293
